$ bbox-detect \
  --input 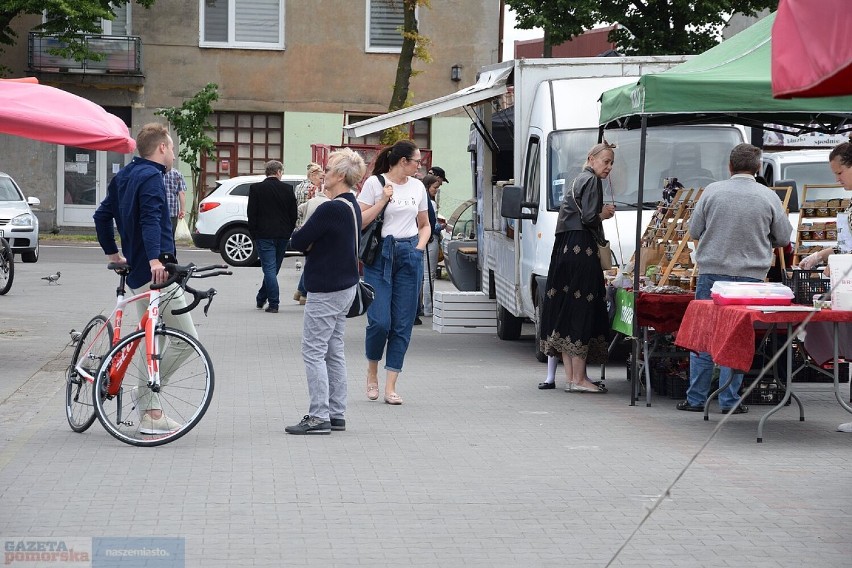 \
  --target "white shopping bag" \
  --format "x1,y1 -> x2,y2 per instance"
829,254 -> 852,310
